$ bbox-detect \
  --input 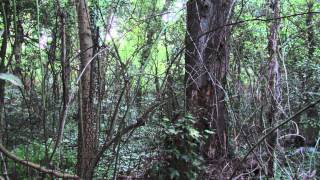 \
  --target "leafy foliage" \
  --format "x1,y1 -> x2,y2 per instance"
0,0 -> 319,179
147,115 -> 205,179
